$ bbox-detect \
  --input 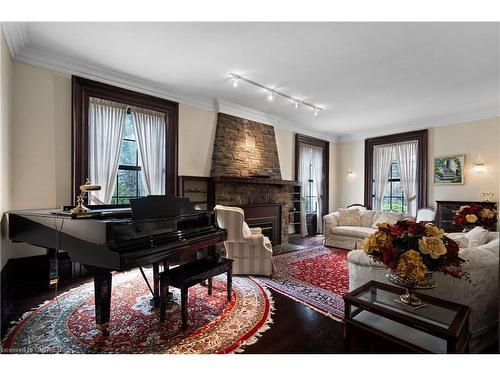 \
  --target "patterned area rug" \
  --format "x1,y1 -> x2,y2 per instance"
253,246 -> 349,320
2,269 -> 273,354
